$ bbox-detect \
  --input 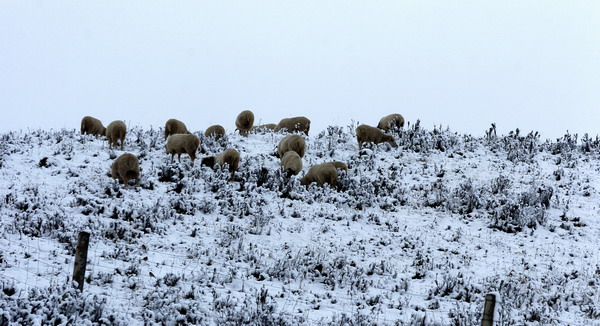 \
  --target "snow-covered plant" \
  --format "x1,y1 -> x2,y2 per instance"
0,284 -> 107,324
